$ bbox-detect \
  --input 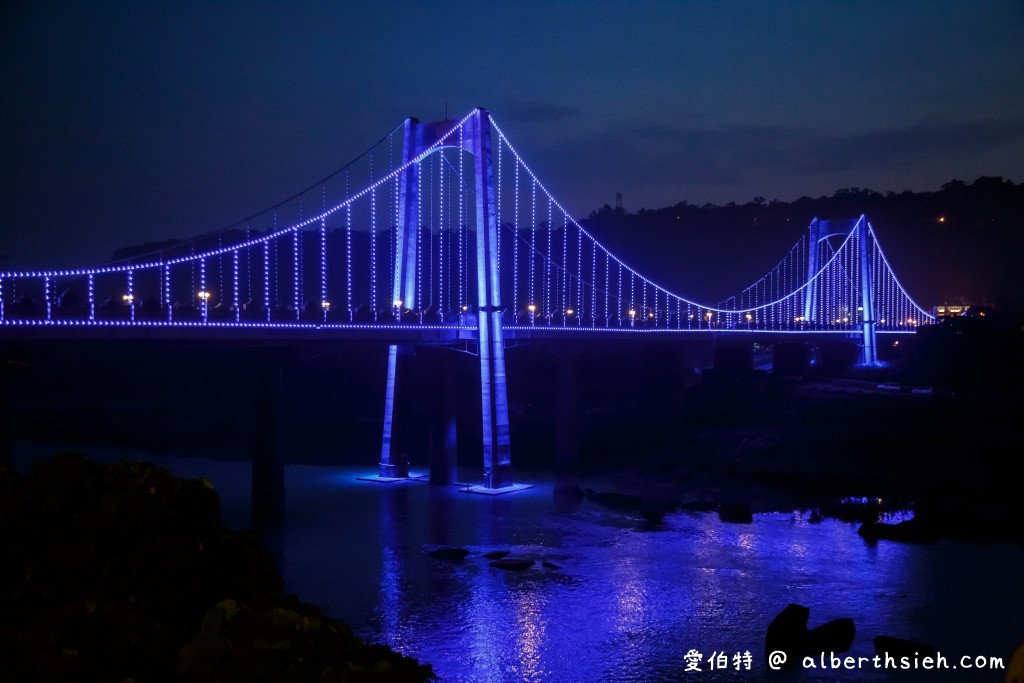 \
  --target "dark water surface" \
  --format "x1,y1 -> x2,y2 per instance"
15,445 -> 1024,682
